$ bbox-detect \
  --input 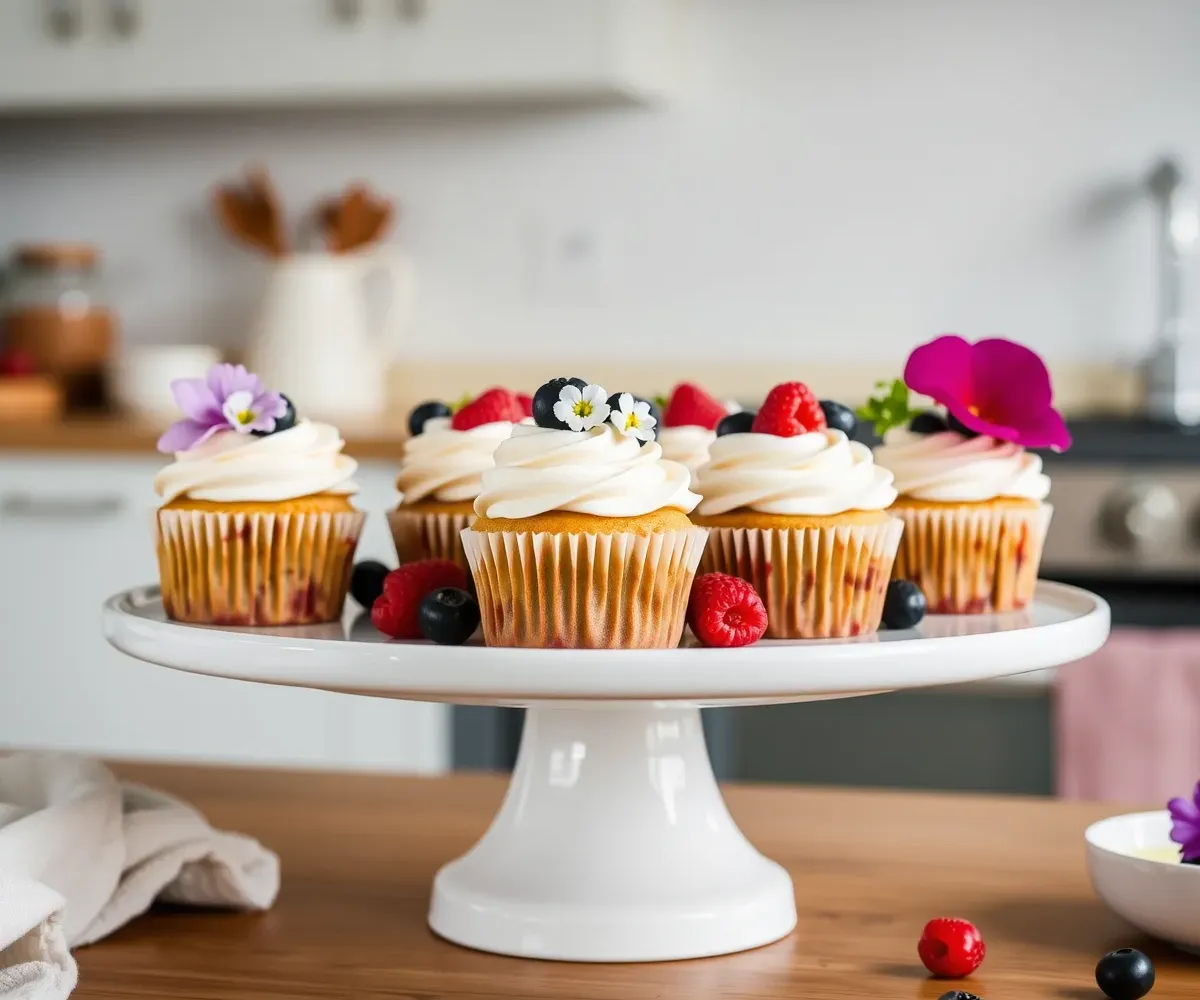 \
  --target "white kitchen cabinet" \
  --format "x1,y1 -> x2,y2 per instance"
0,0 -> 681,112
0,455 -> 447,773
